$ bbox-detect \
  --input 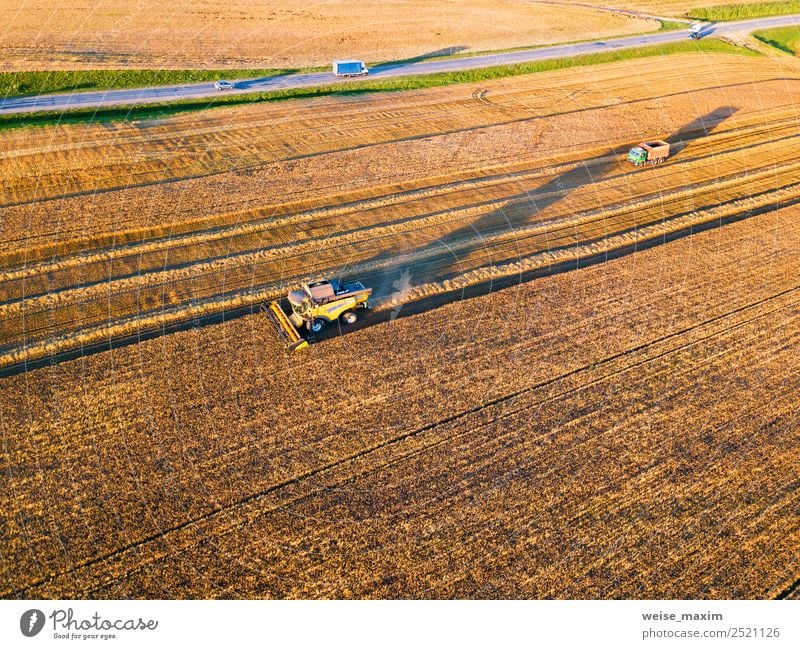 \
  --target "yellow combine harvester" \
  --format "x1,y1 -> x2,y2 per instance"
266,278 -> 373,351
